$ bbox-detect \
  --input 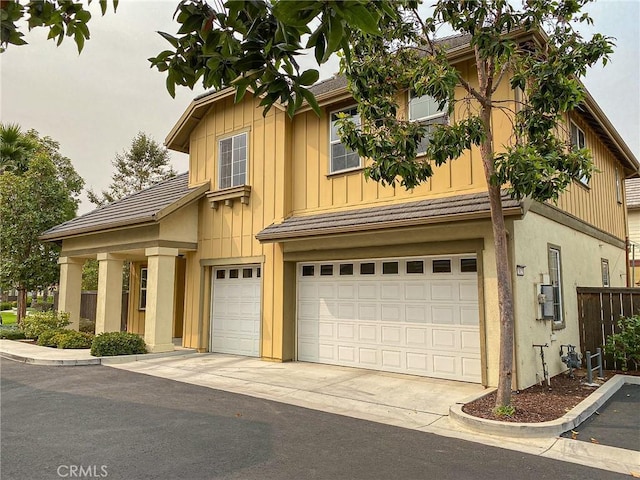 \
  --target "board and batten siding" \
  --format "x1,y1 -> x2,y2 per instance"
290,60 -> 518,215
553,114 -> 627,241
182,94 -> 292,359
